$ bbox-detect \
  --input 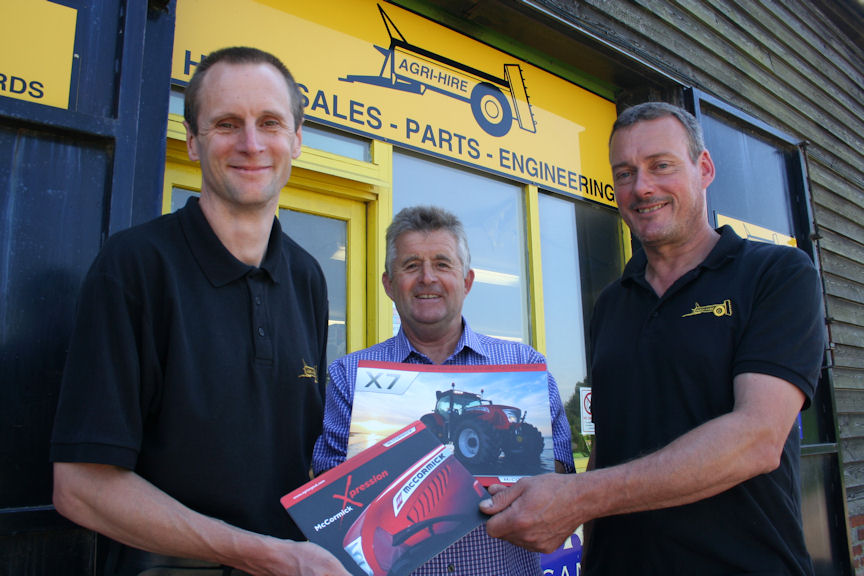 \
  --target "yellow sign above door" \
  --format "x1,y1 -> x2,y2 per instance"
0,0 -> 77,109
172,0 -> 617,206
